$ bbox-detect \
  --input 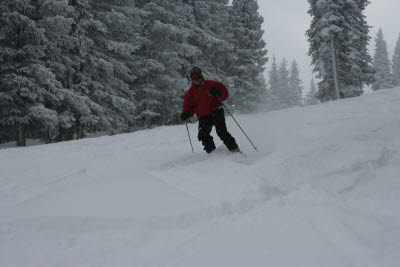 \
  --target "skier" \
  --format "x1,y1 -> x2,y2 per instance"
180,67 -> 239,153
